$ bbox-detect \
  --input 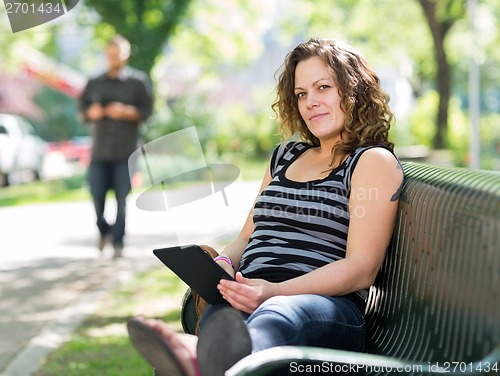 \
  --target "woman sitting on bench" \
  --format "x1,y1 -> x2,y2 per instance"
127,37 -> 404,376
